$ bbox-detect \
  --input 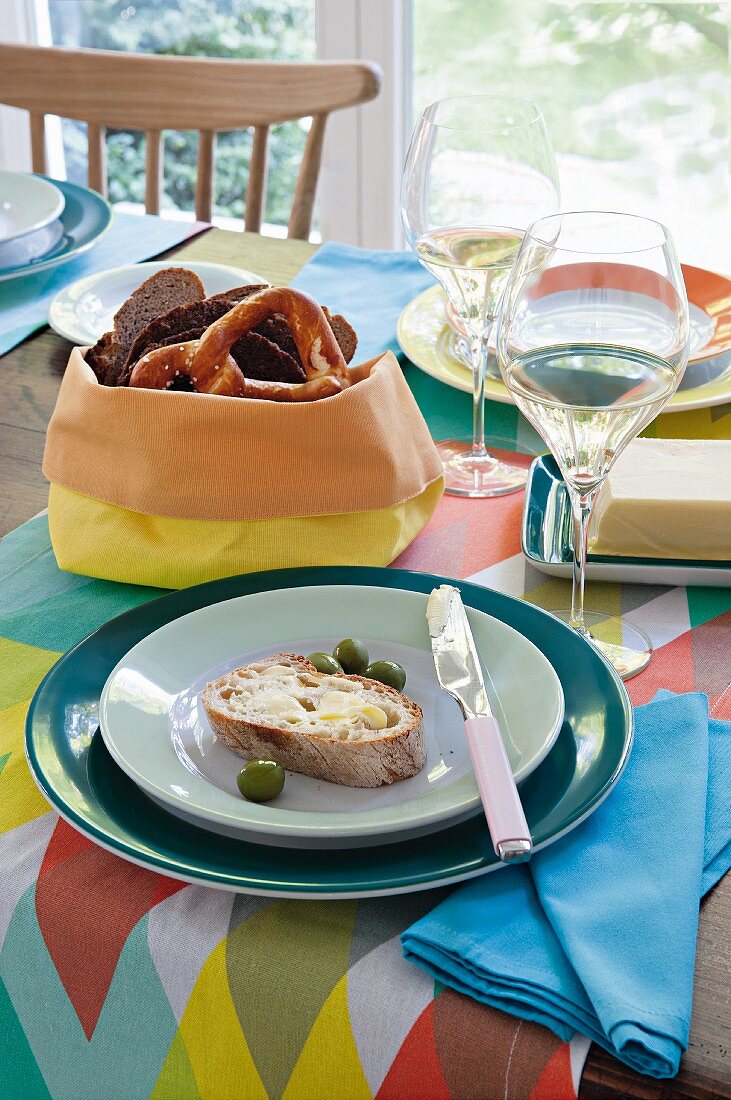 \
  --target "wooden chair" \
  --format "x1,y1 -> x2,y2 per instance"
0,43 -> 381,239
